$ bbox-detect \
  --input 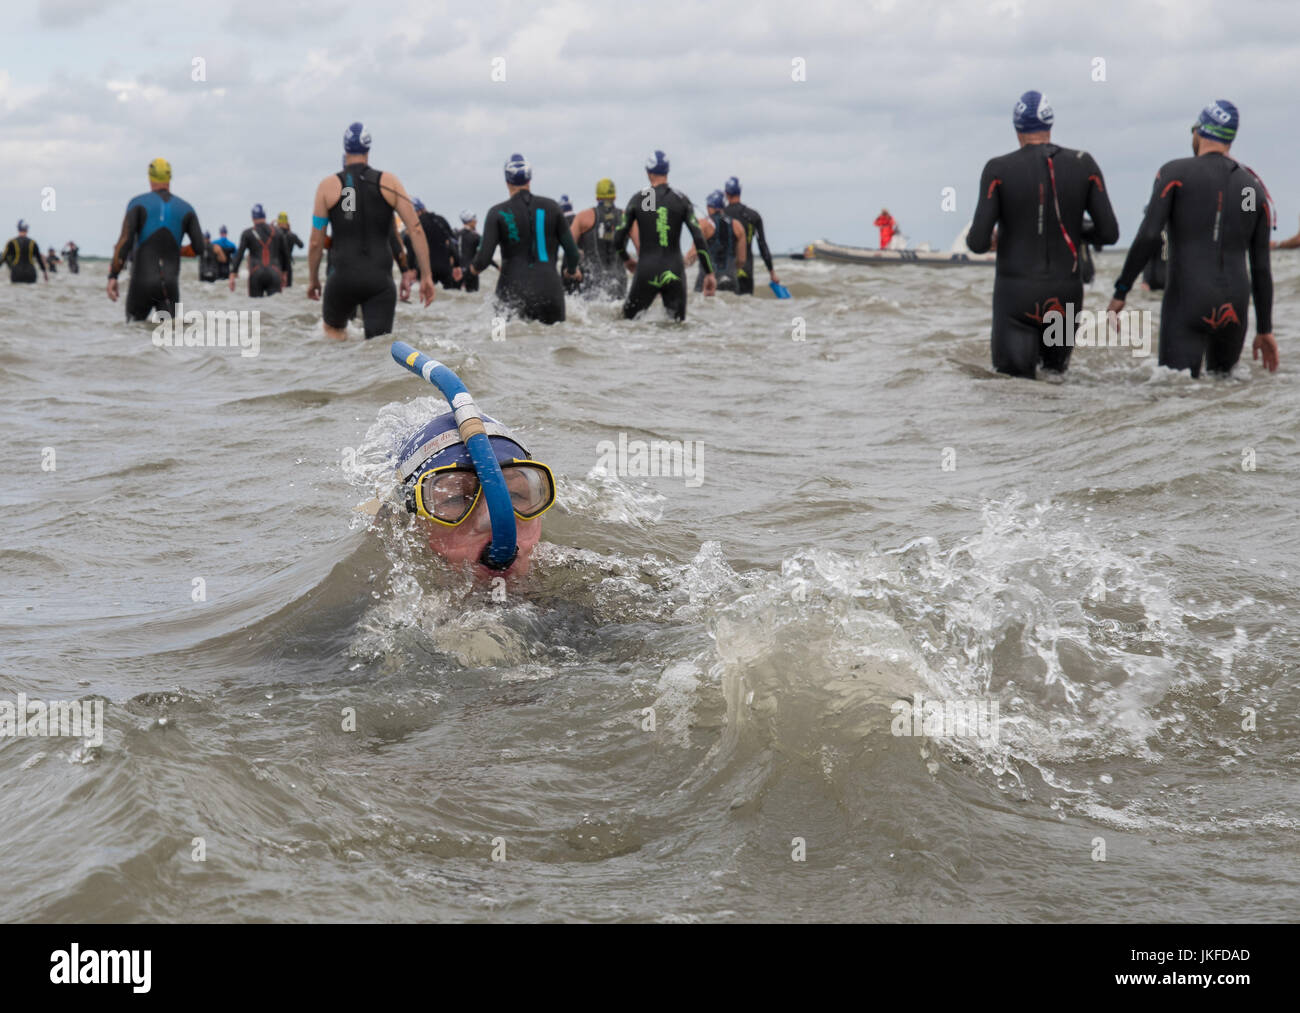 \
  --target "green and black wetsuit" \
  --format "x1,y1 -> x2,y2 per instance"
1113,152 -> 1272,377
697,208 -> 739,292
471,190 -> 579,324
614,184 -> 712,321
